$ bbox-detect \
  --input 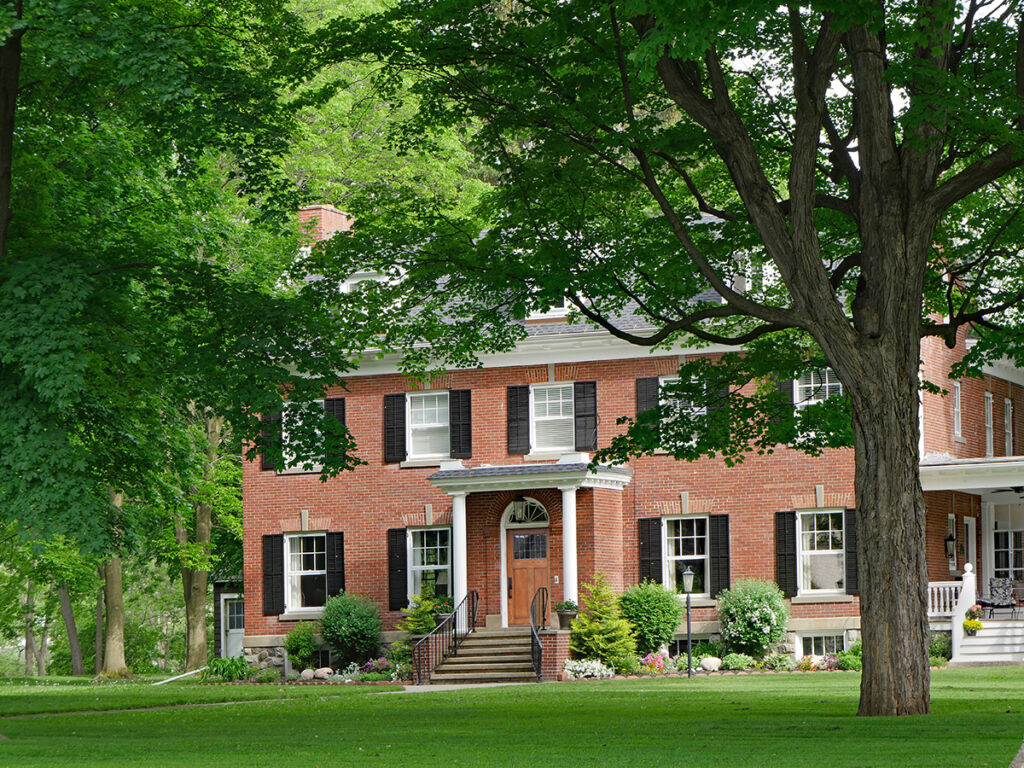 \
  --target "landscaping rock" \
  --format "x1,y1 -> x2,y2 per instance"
258,650 -> 269,662
300,668 -> 315,681
700,657 -> 722,672
314,667 -> 332,680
